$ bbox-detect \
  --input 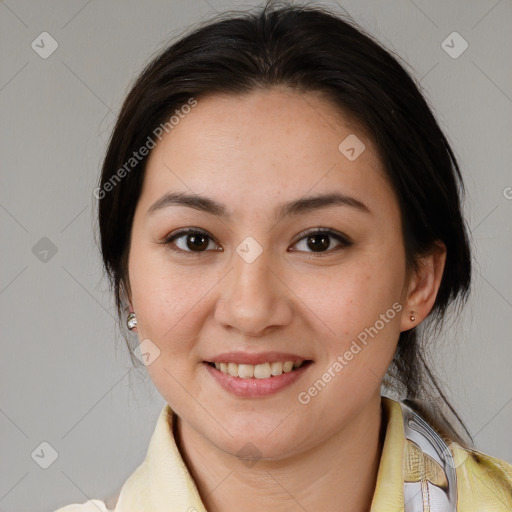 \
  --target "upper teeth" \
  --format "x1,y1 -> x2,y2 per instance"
213,361 -> 304,379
